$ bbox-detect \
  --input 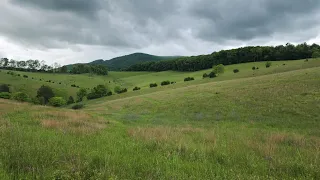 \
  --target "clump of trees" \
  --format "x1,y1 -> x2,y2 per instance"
150,83 -> 158,88
209,72 -> 217,78
12,92 -> 30,102
70,64 -> 108,75
0,58 -> 109,76
87,85 -> 112,100
37,85 -> 55,105
161,80 -> 170,86
49,97 -> 66,107
0,84 -> 10,93
133,87 -> 141,91
233,69 -> 239,73
184,77 -> 195,82
77,88 -> 88,102
125,43 -> 320,72
212,64 -> 225,75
